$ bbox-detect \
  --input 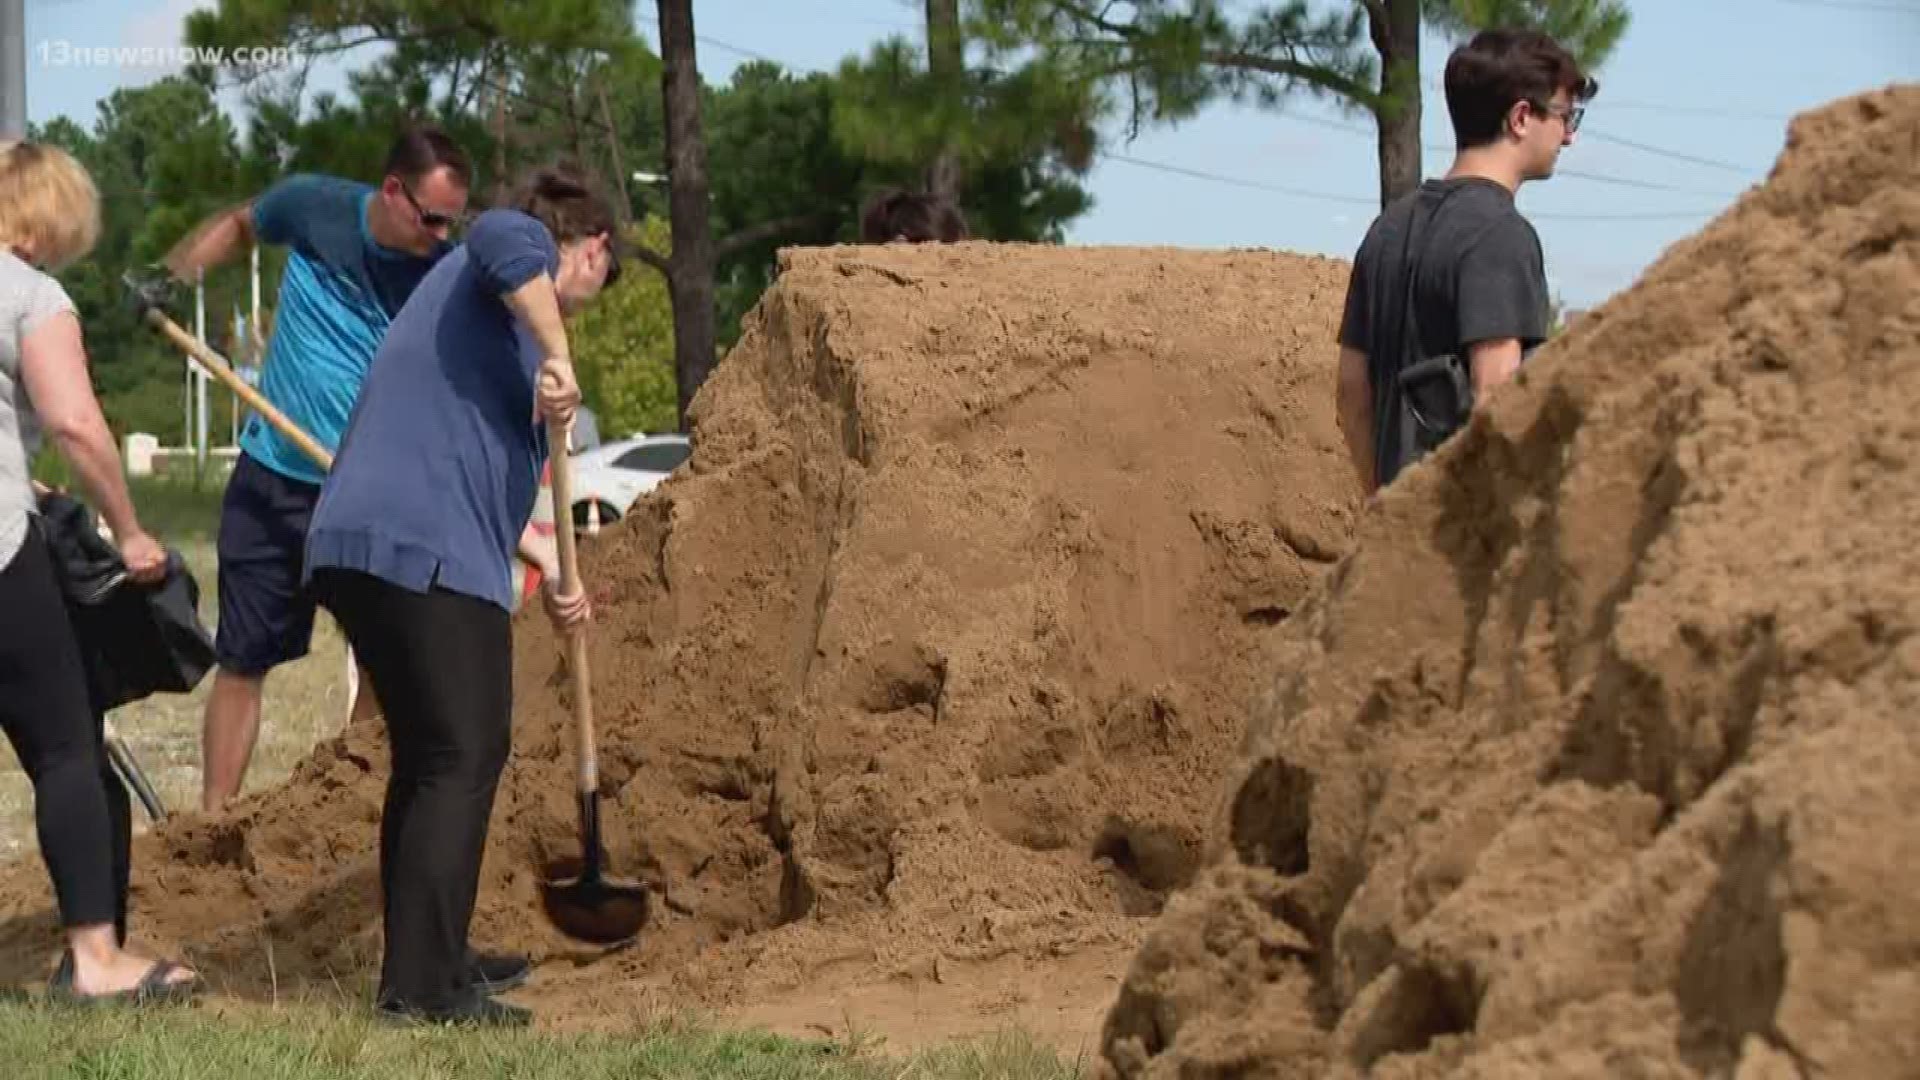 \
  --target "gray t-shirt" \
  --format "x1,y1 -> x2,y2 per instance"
0,250 -> 79,569
1338,176 -> 1549,486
